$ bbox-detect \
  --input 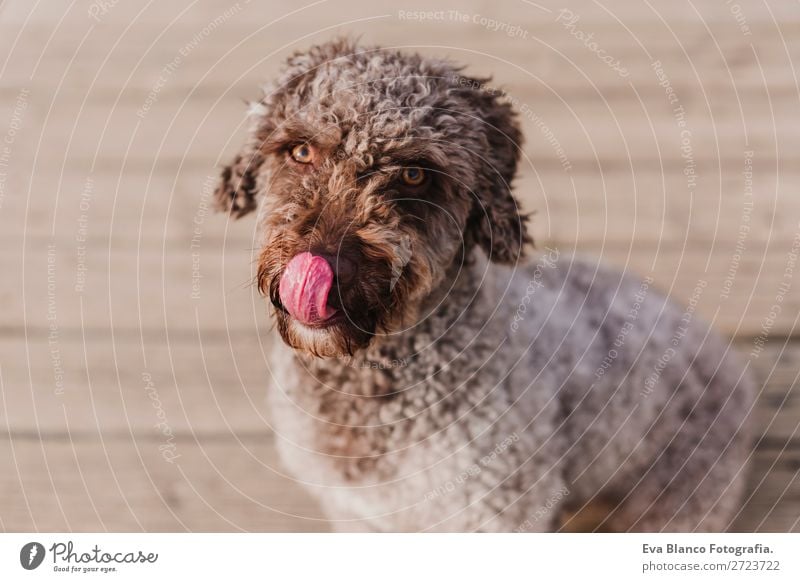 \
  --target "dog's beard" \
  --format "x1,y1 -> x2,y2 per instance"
267,272 -> 387,358
274,309 -> 375,358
